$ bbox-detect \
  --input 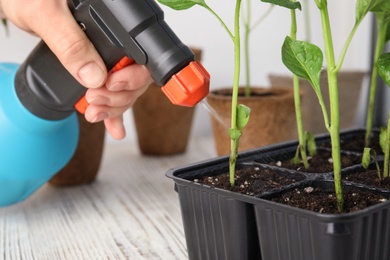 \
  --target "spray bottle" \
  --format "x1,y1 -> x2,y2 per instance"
0,0 -> 210,206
